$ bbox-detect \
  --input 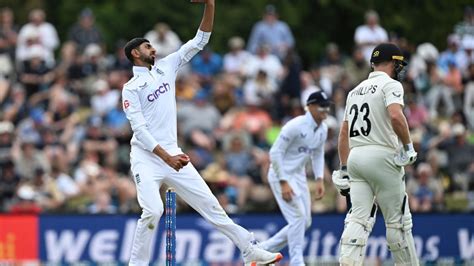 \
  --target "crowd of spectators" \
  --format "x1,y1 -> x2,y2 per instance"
0,5 -> 472,215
